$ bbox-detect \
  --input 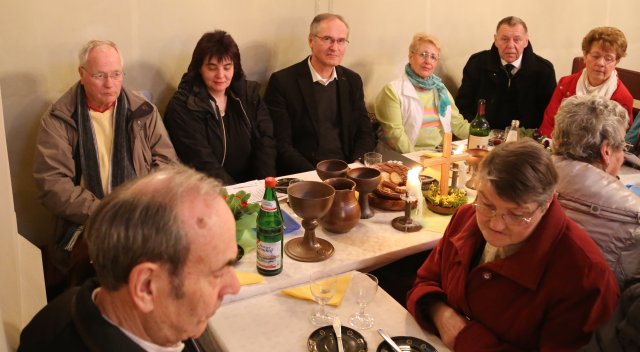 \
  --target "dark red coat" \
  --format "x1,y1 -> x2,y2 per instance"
539,72 -> 634,137
407,198 -> 619,351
